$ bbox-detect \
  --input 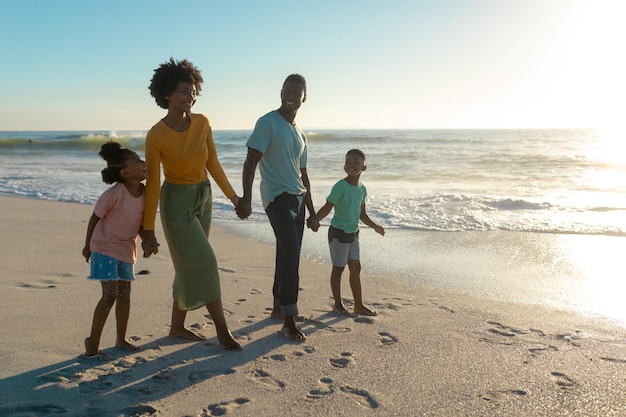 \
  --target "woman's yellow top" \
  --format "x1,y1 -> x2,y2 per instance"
143,113 -> 236,230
